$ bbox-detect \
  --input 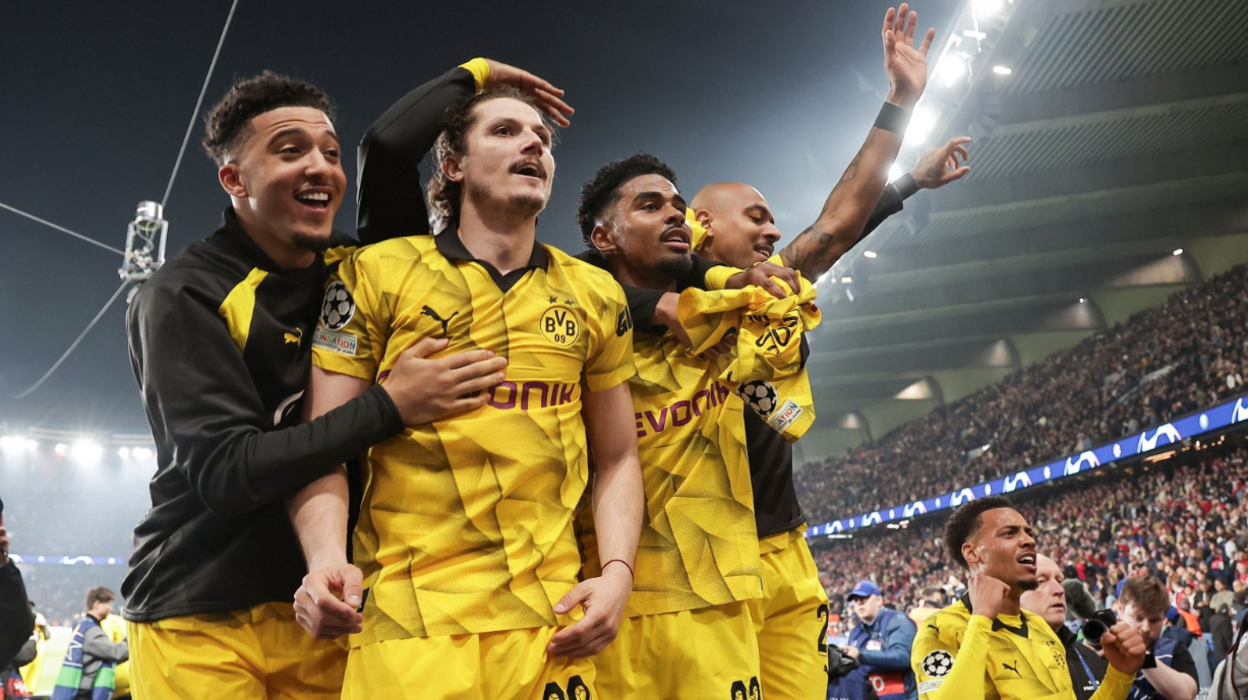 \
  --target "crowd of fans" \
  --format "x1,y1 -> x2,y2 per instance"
797,264 -> 1248,526
815,438 -> 1248,634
